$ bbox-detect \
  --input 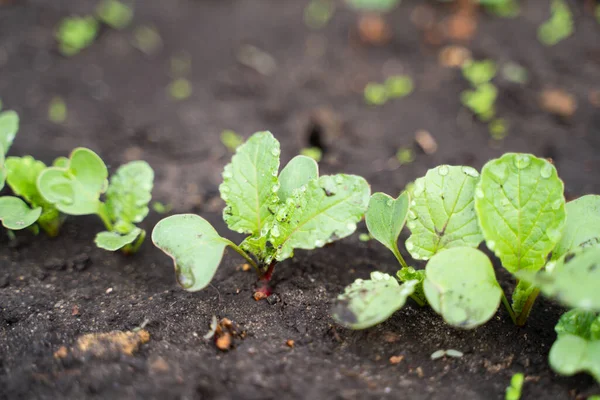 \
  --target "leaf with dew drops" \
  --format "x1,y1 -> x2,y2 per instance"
365,191 -> 410,263
278,155 -> 318,202
0,196 -> 42,230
